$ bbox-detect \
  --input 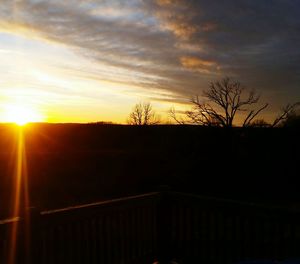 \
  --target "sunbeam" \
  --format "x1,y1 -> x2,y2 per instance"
8,126 -> 30,264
